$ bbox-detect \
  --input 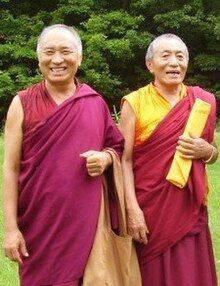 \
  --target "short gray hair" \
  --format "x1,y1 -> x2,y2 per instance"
36,24 -> 82,56
145,33 -> 189,61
